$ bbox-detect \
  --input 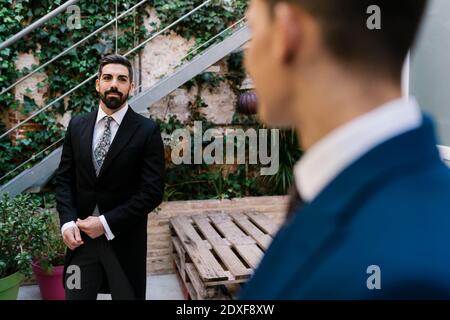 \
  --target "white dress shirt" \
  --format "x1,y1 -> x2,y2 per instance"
61,104 -> 129,241
294,97 -> 423,203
